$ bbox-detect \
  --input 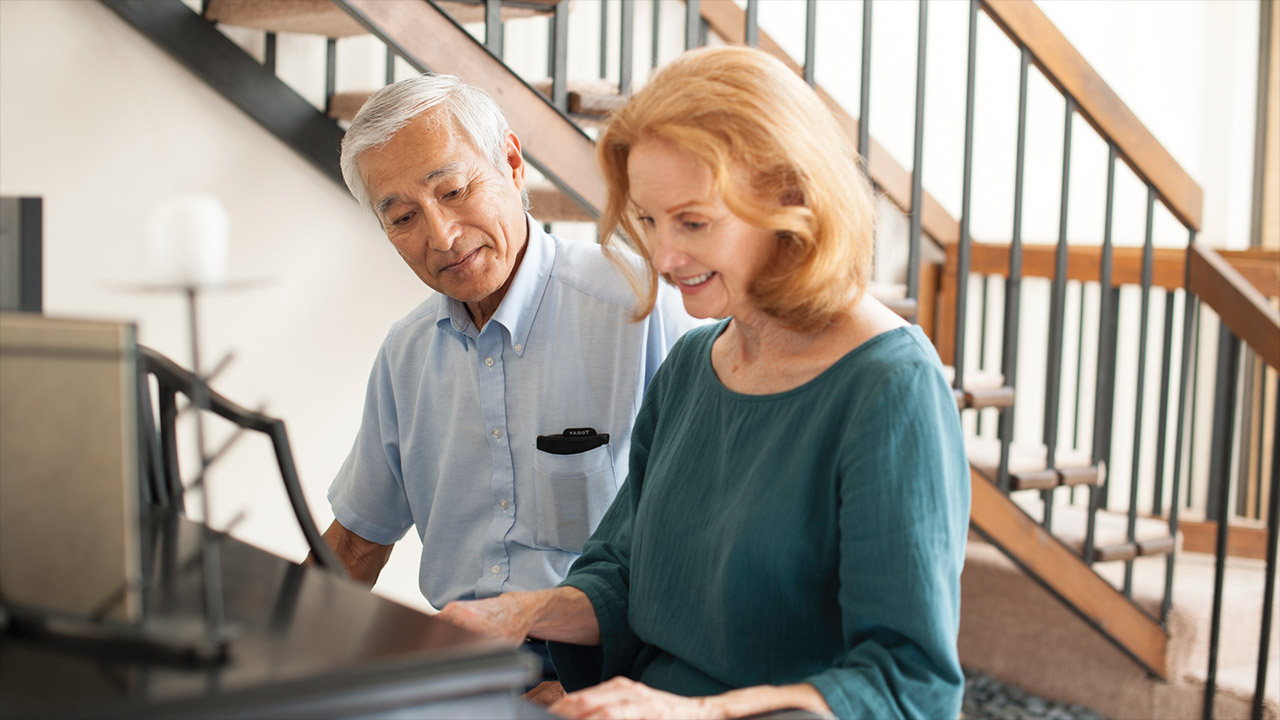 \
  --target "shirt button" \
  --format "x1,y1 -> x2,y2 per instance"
499,499 -> 509,510
485,357 -> 494,368
490,565 -> 501,575
492,428 -> 502,439
513,343 -> 523,353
